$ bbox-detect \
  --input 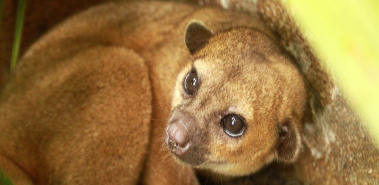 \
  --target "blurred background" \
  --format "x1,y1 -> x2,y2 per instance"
285,0 -> 379,147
